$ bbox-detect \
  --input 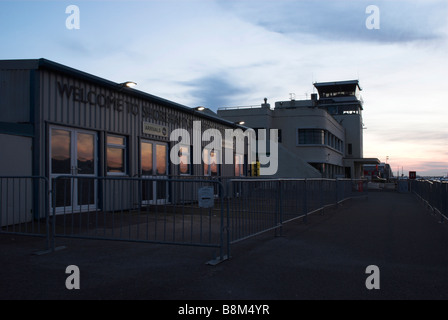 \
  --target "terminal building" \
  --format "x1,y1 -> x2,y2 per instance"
0,58 -> 248,217
0,59 -> 379,225
217,80 -> 380,179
